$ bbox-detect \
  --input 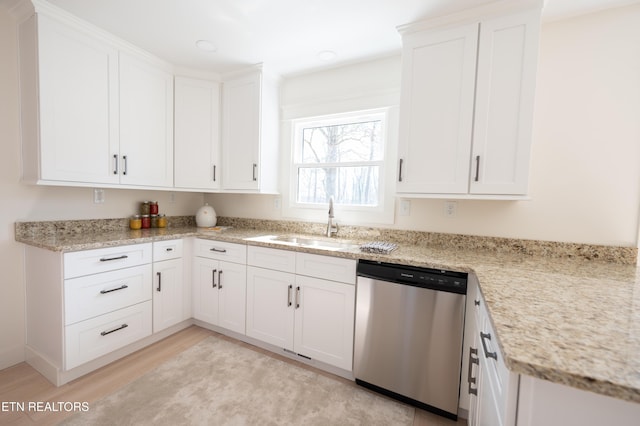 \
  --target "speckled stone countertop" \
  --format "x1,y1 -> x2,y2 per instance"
14,217 -> 640,404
